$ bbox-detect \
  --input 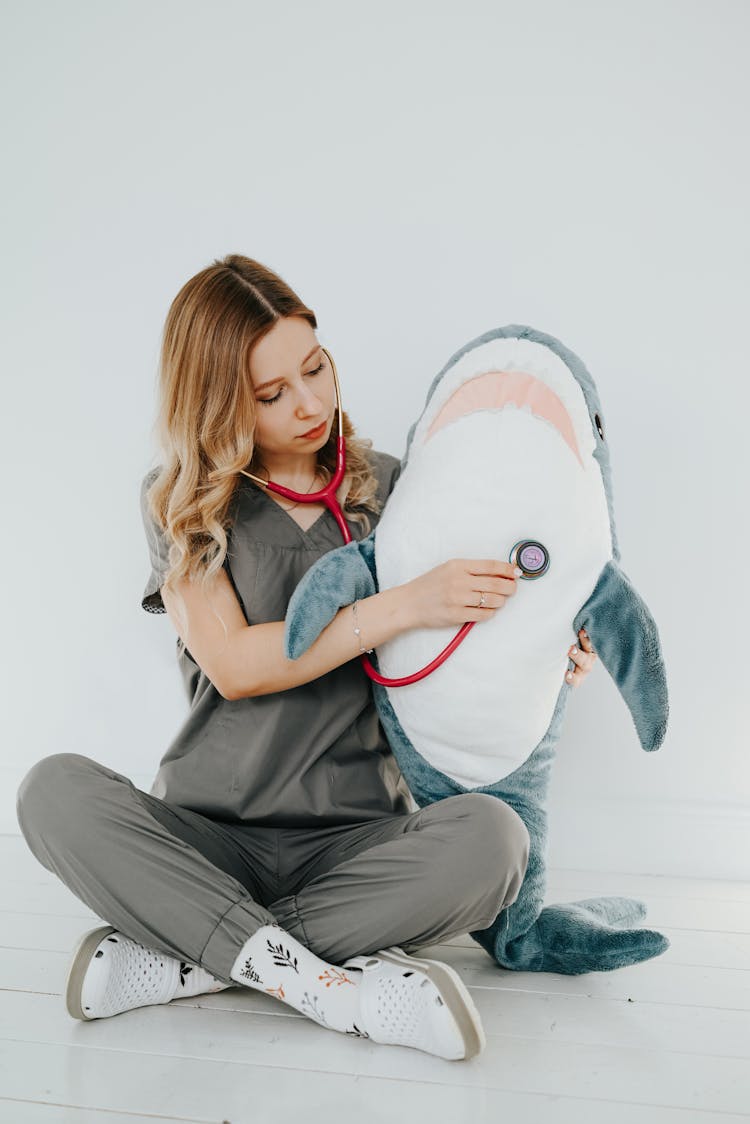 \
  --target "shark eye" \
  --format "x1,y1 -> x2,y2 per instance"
594,413 -> 605,441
